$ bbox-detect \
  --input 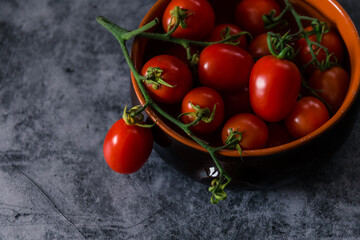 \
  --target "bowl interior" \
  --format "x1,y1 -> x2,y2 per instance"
131,0 -> 360,158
